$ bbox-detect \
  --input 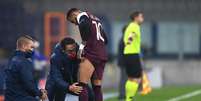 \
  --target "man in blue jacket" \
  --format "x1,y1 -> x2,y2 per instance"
5,35 -> 47,101
46,37 -> 83,101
